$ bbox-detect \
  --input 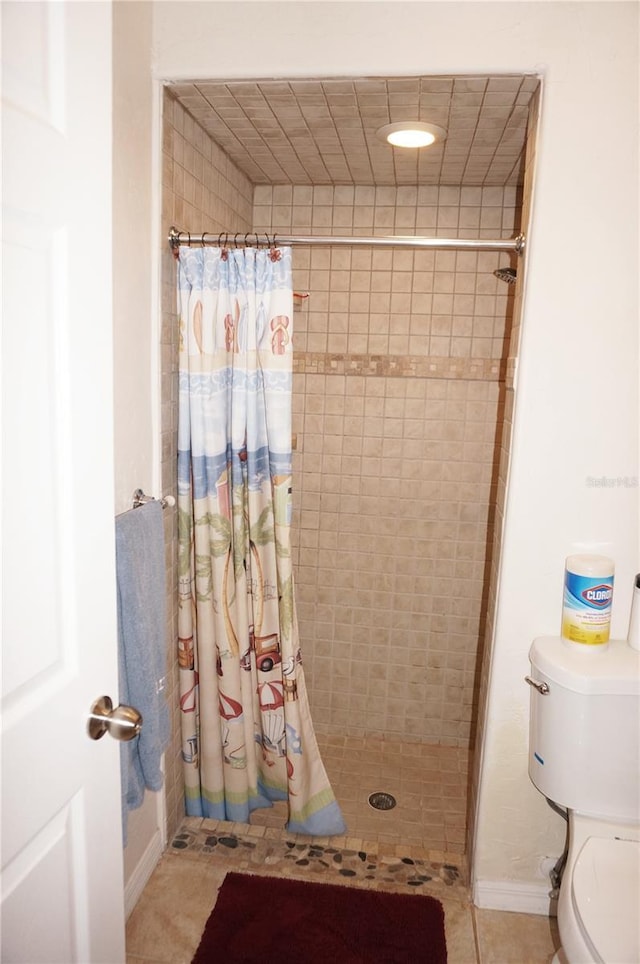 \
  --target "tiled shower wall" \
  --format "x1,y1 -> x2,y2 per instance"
254,186 -> 520,747
160,91 -> 254,839
293,373 -> 500,747
254,184 -> 517,359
